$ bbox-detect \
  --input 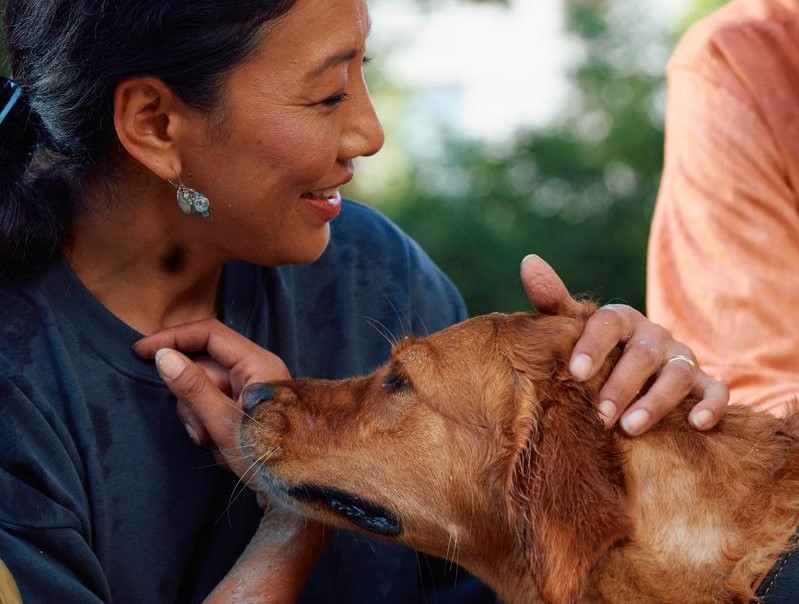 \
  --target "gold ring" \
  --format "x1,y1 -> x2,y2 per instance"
665,354 -> 697,372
